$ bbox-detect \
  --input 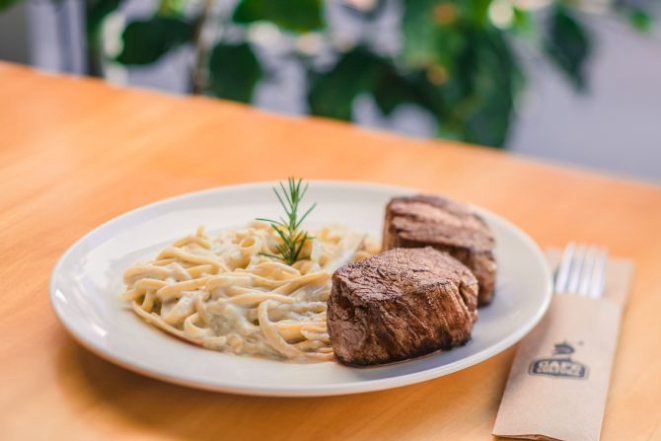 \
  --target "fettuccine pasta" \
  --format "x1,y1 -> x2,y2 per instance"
122,221 -> 377,362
